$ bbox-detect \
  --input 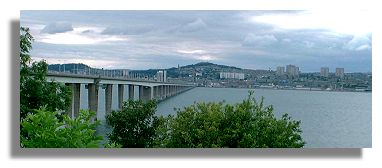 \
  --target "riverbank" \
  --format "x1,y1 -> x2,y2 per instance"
198,86 -> 372,93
